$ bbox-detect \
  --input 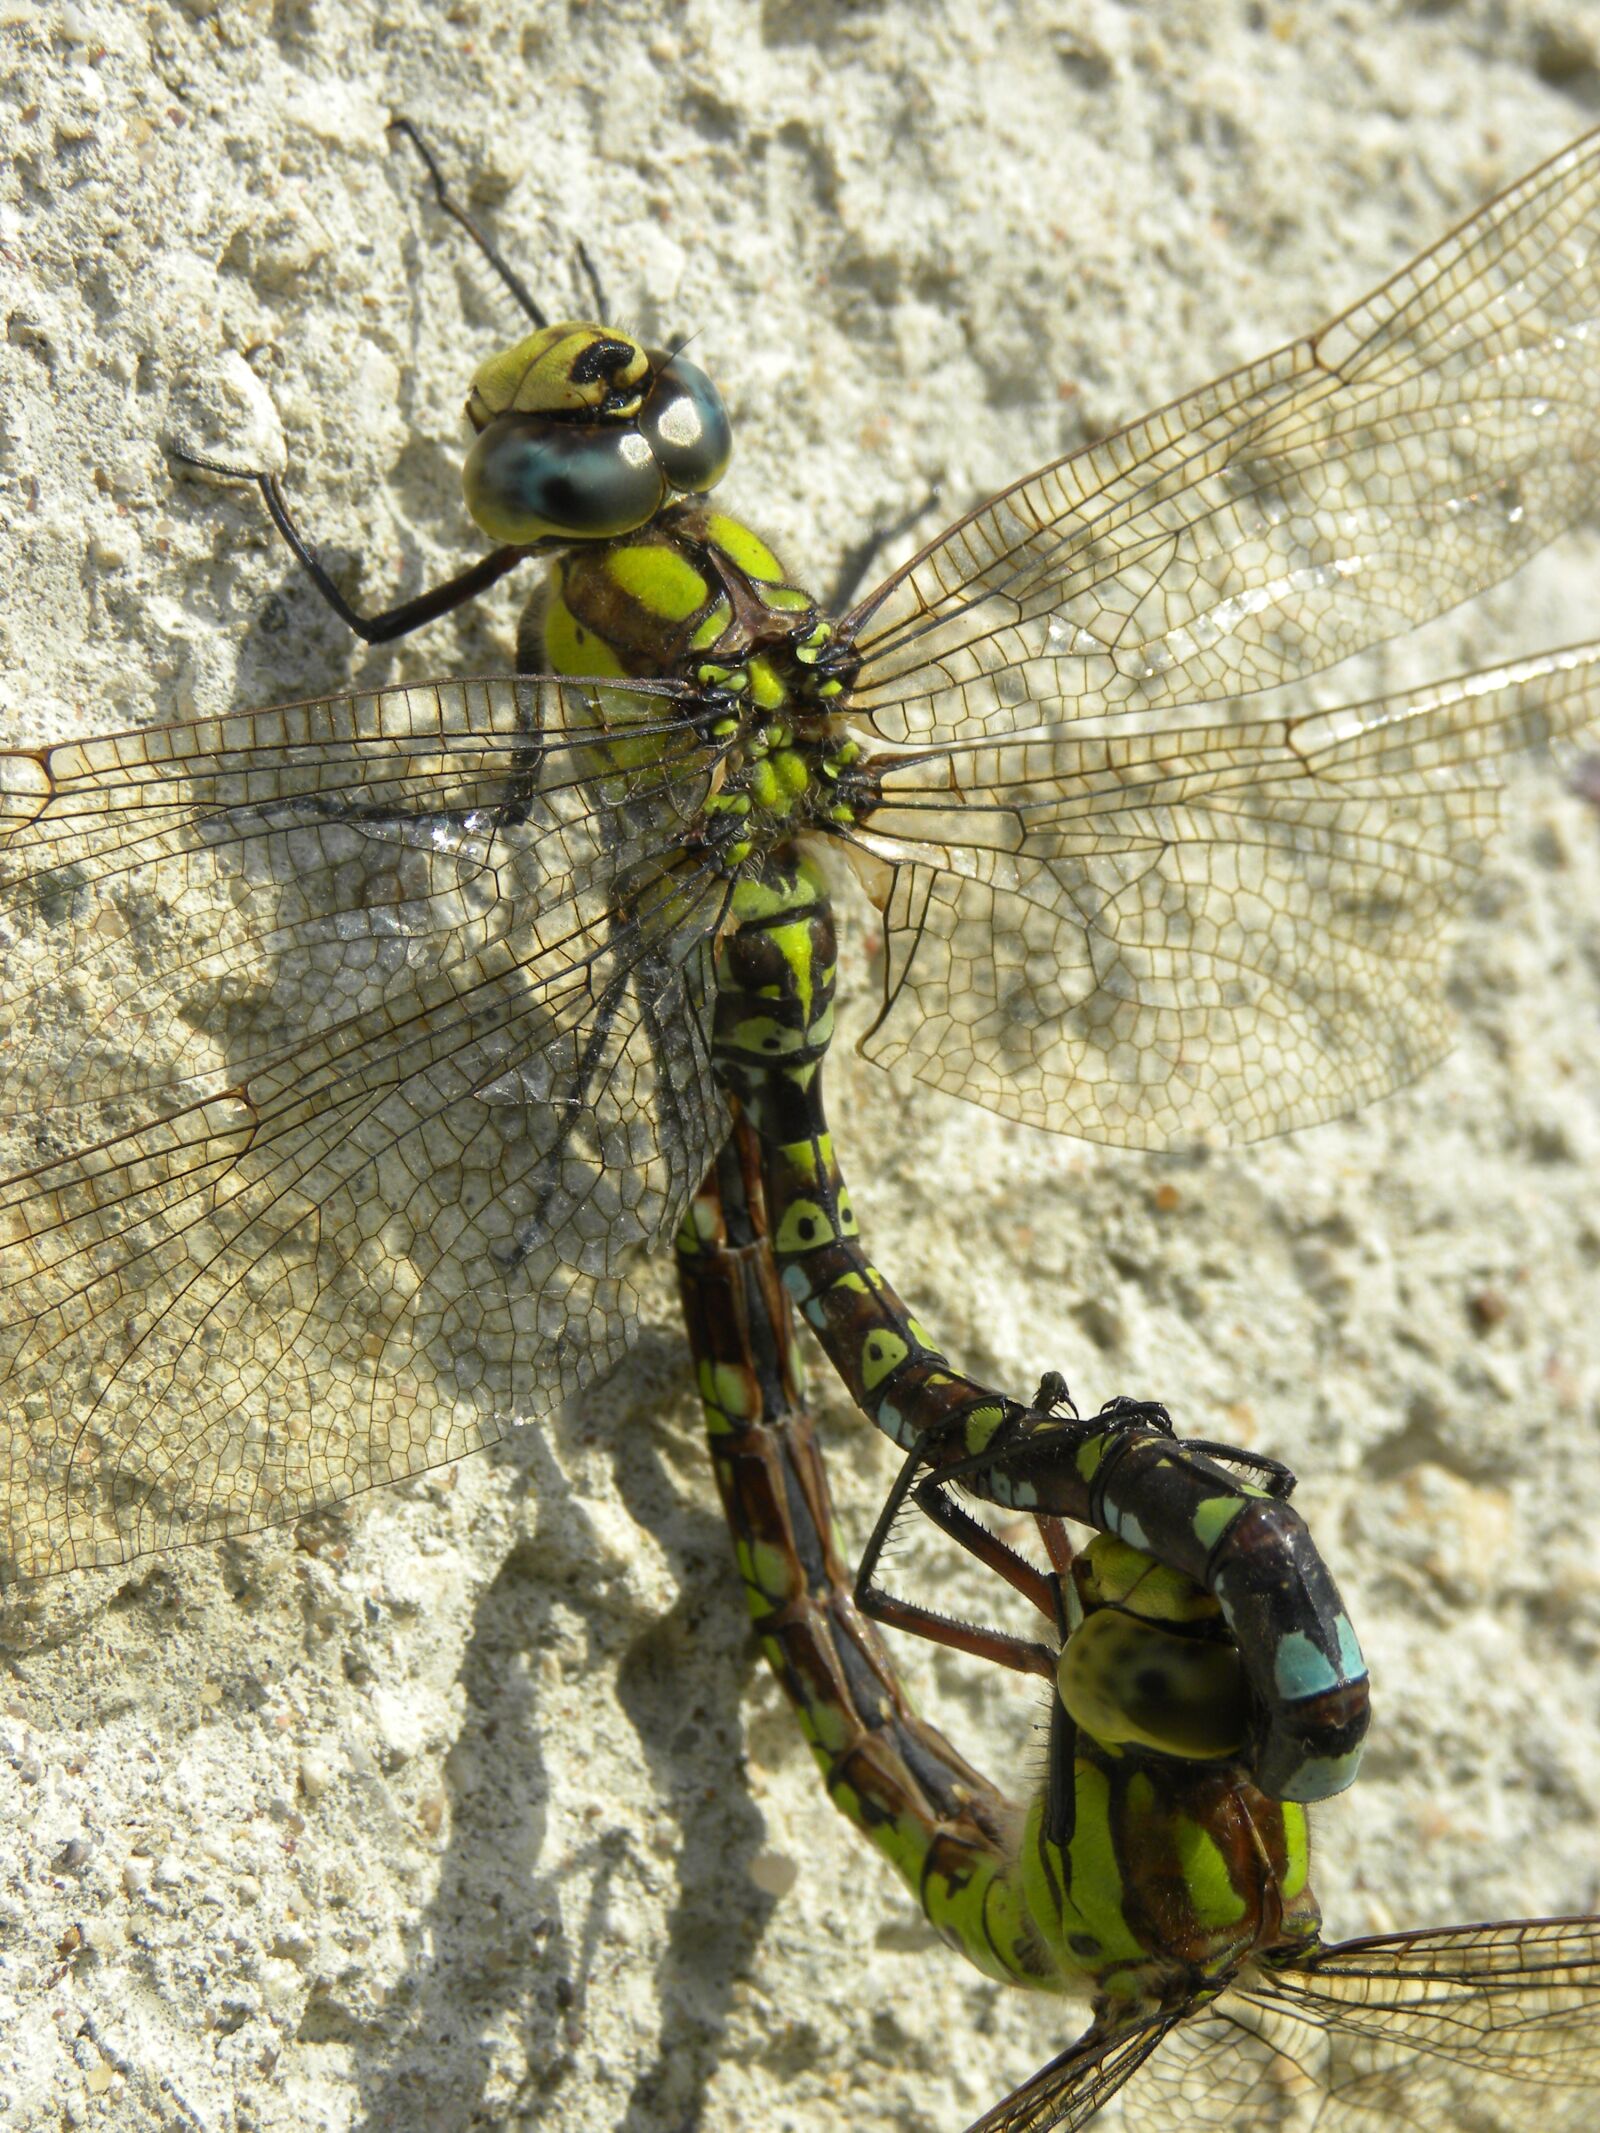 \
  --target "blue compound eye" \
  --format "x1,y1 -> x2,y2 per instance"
463,415 -> 668,543
640,354 -> 732,495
